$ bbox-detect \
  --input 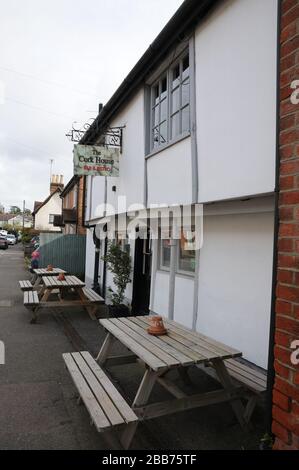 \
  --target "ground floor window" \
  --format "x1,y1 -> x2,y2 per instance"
159,229 -> 196,275
160,239 -> 171,269
178,230 -> 196,274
